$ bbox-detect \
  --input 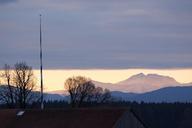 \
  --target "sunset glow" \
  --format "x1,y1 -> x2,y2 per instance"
32,69 -> 192,91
